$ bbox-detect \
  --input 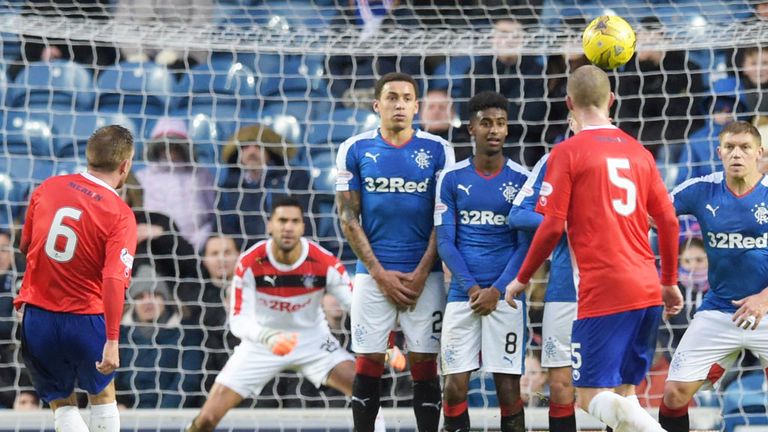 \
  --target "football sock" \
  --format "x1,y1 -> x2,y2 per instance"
549,401 -> 577,432
89,401 -> 120,432
54,406 -> 89,432
659,400 -> 690,432
588,391 -> 664,432
352,357 -> 384,432
500,399 -> 525,432
411,359 -> 441,432
443,400 -> 470,432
